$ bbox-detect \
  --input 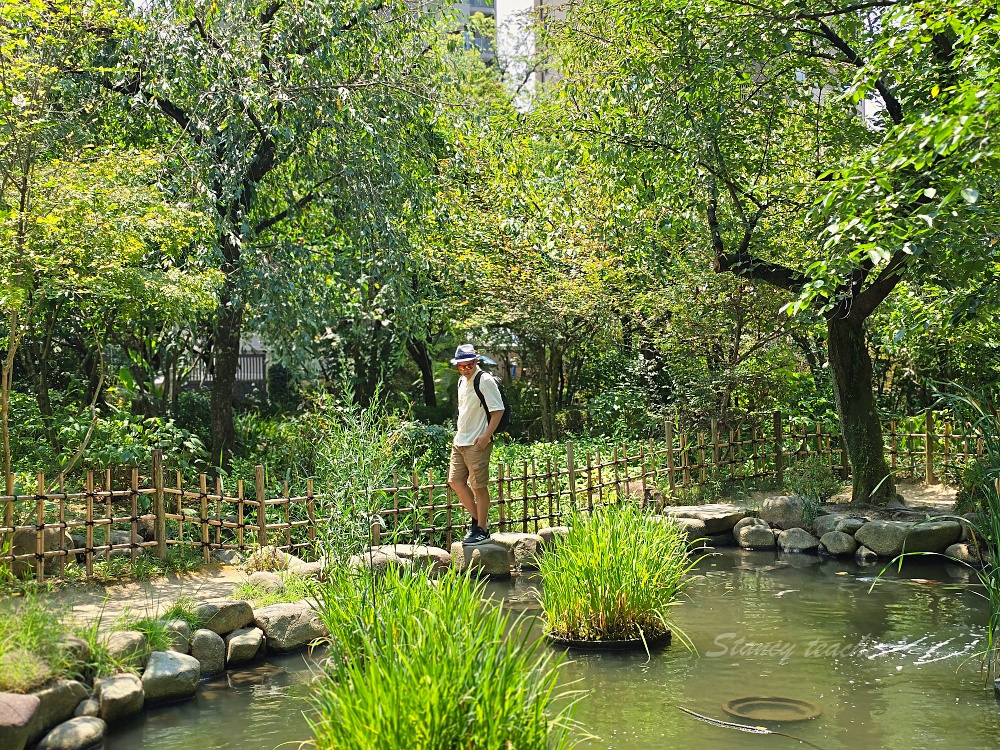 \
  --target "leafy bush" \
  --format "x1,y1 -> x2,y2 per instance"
952,458 -> 993,514
310,568 -> 578,750
784,454 -> 843,502
538,503 -> 695,644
